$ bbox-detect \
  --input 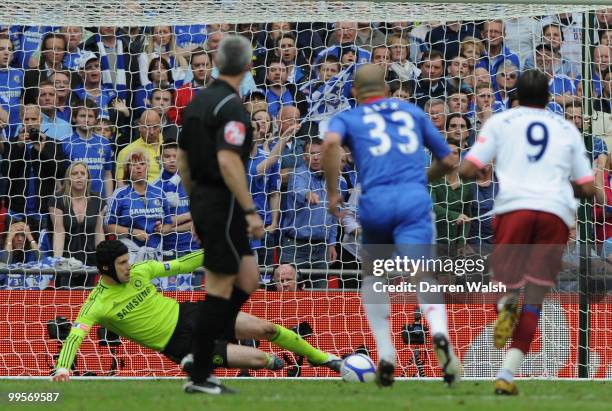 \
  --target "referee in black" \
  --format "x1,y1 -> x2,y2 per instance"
177,35 -> 264,394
